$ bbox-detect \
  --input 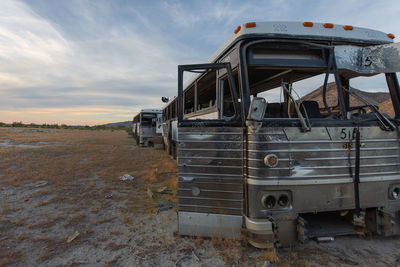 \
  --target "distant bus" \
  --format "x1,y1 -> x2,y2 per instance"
132,109 -> 162,147
162,98 -> 178,158
175,21 -> 400,247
